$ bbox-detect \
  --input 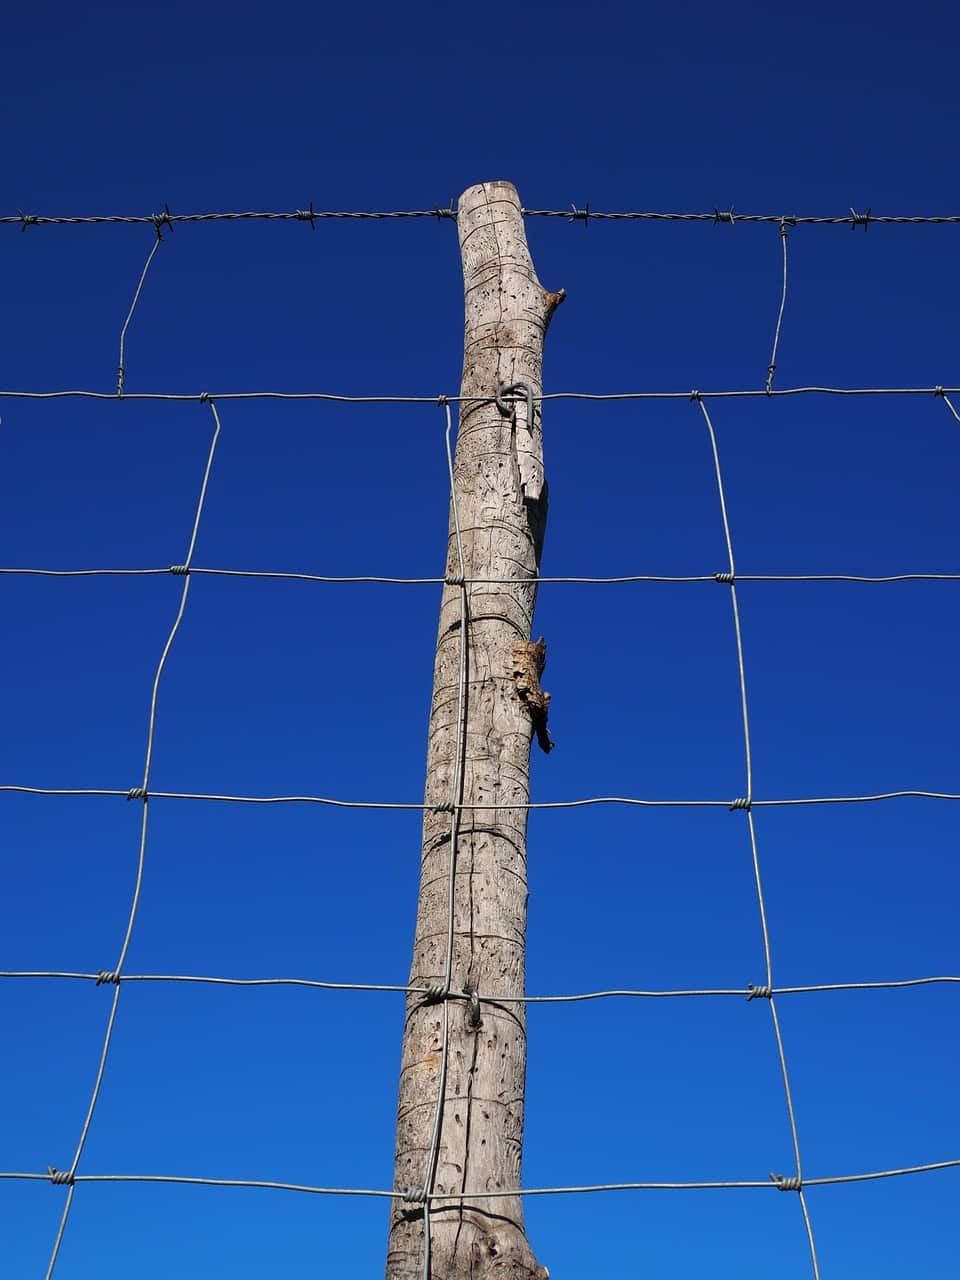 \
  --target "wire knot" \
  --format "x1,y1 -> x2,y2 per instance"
433,201 -> 456,220
295,202 -> 317,230
729,796 -> 752,811
399,1185 -> 428,1204
445,574 -> 465,587
714,571 -> 735,584
713,206 -> 736,226
421,984 -> 447,1003
779,217 -> 796,235
126,786 -> 147,801
152,205 -> 173,241
47,1166 -> 75,1186
96,970 -> 121,986
432,800 -> 455,814
437,393 -> 448,406
569,202 -> 590,227
850,207 -> 871,233
19,210 -> 39,232
746,983 -> 773,1000
933,385 -> 945,397
770,1172 -> 802,1191
198,391 -> 212,404
689,390 -> 701,402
